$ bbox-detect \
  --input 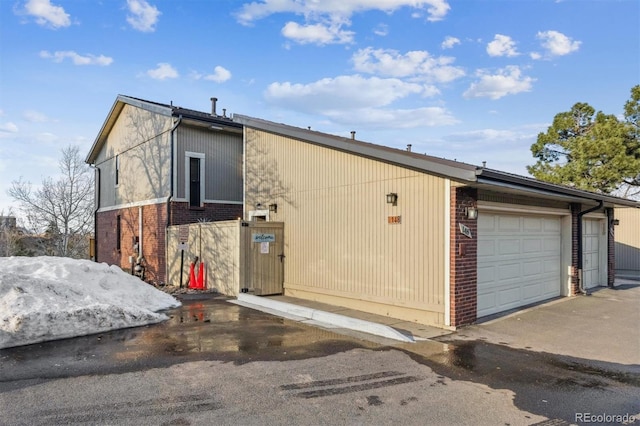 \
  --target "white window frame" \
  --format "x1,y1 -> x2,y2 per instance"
185,151 -> 205,208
